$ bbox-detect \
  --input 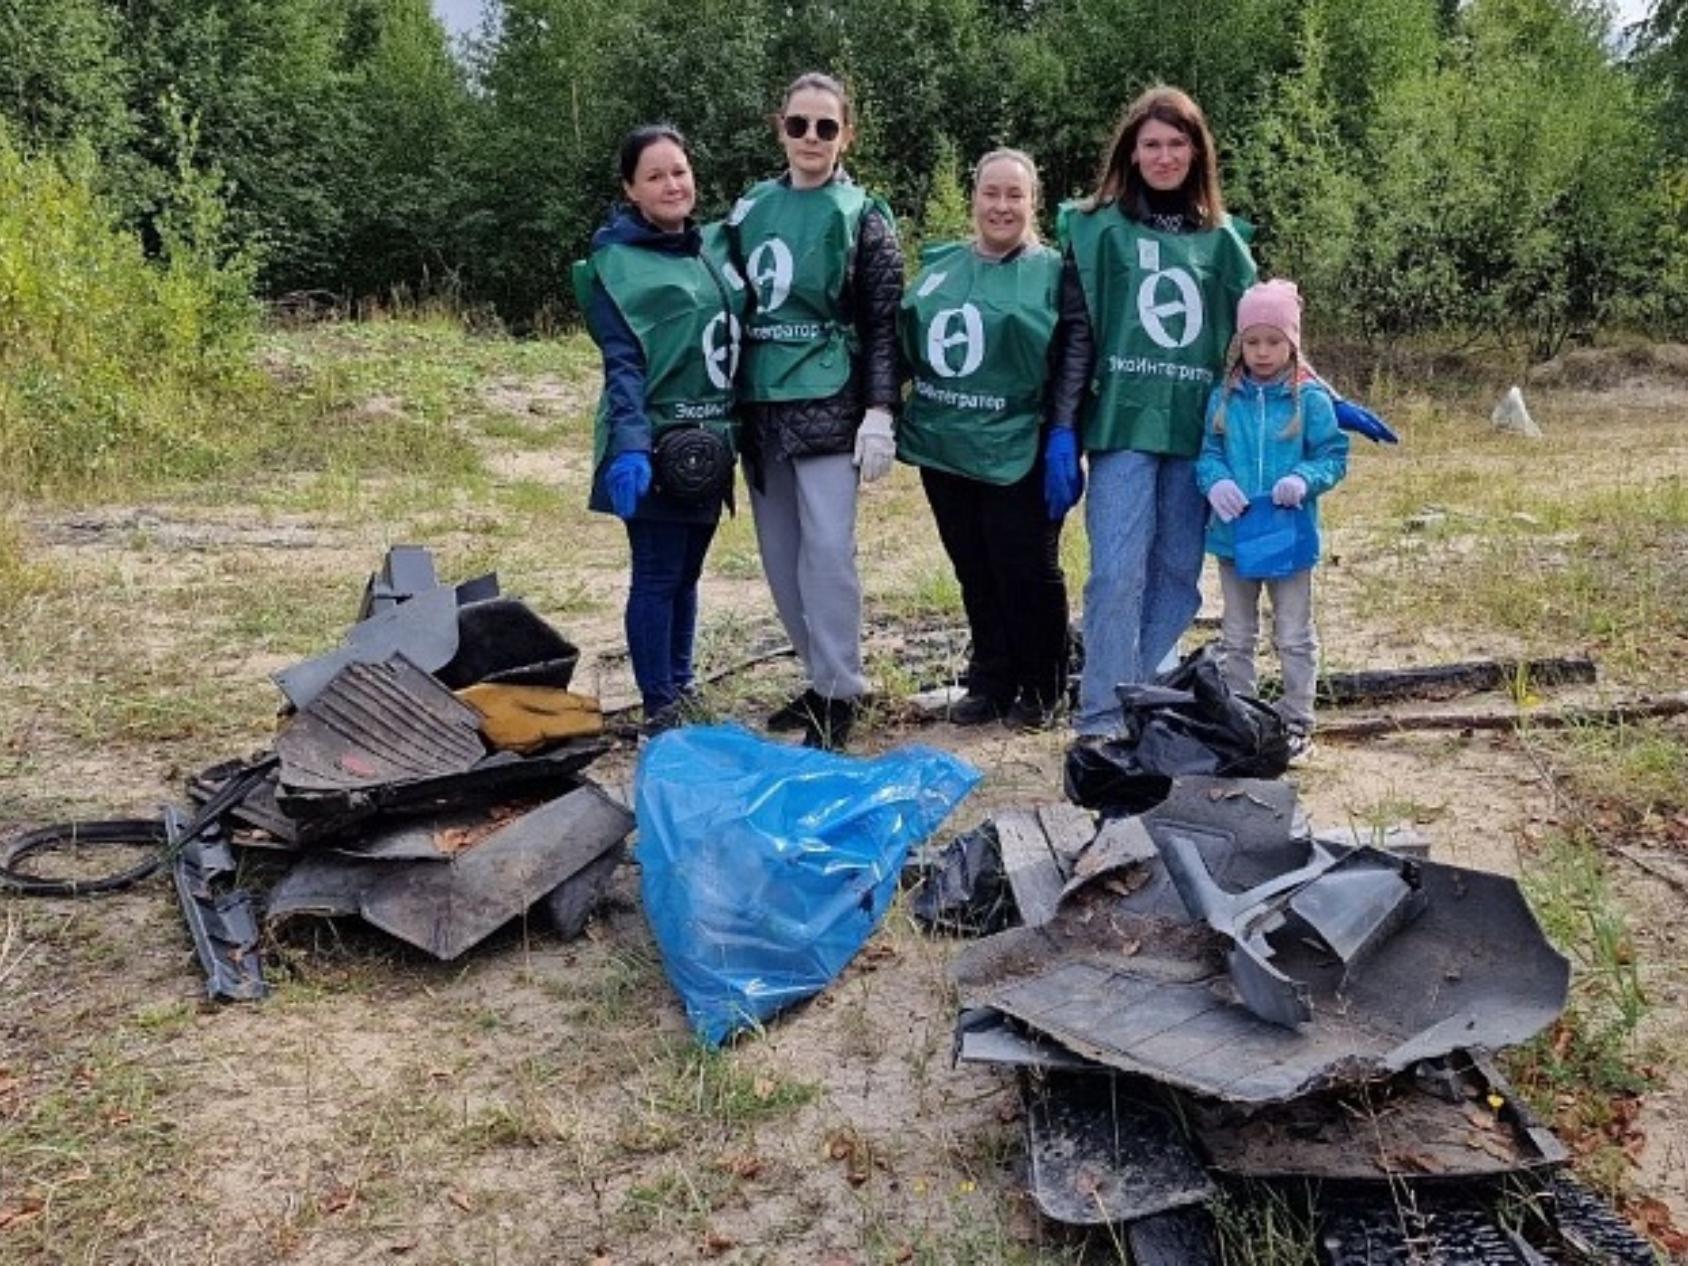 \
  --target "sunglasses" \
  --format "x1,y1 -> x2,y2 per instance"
783,114 -> 841,142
